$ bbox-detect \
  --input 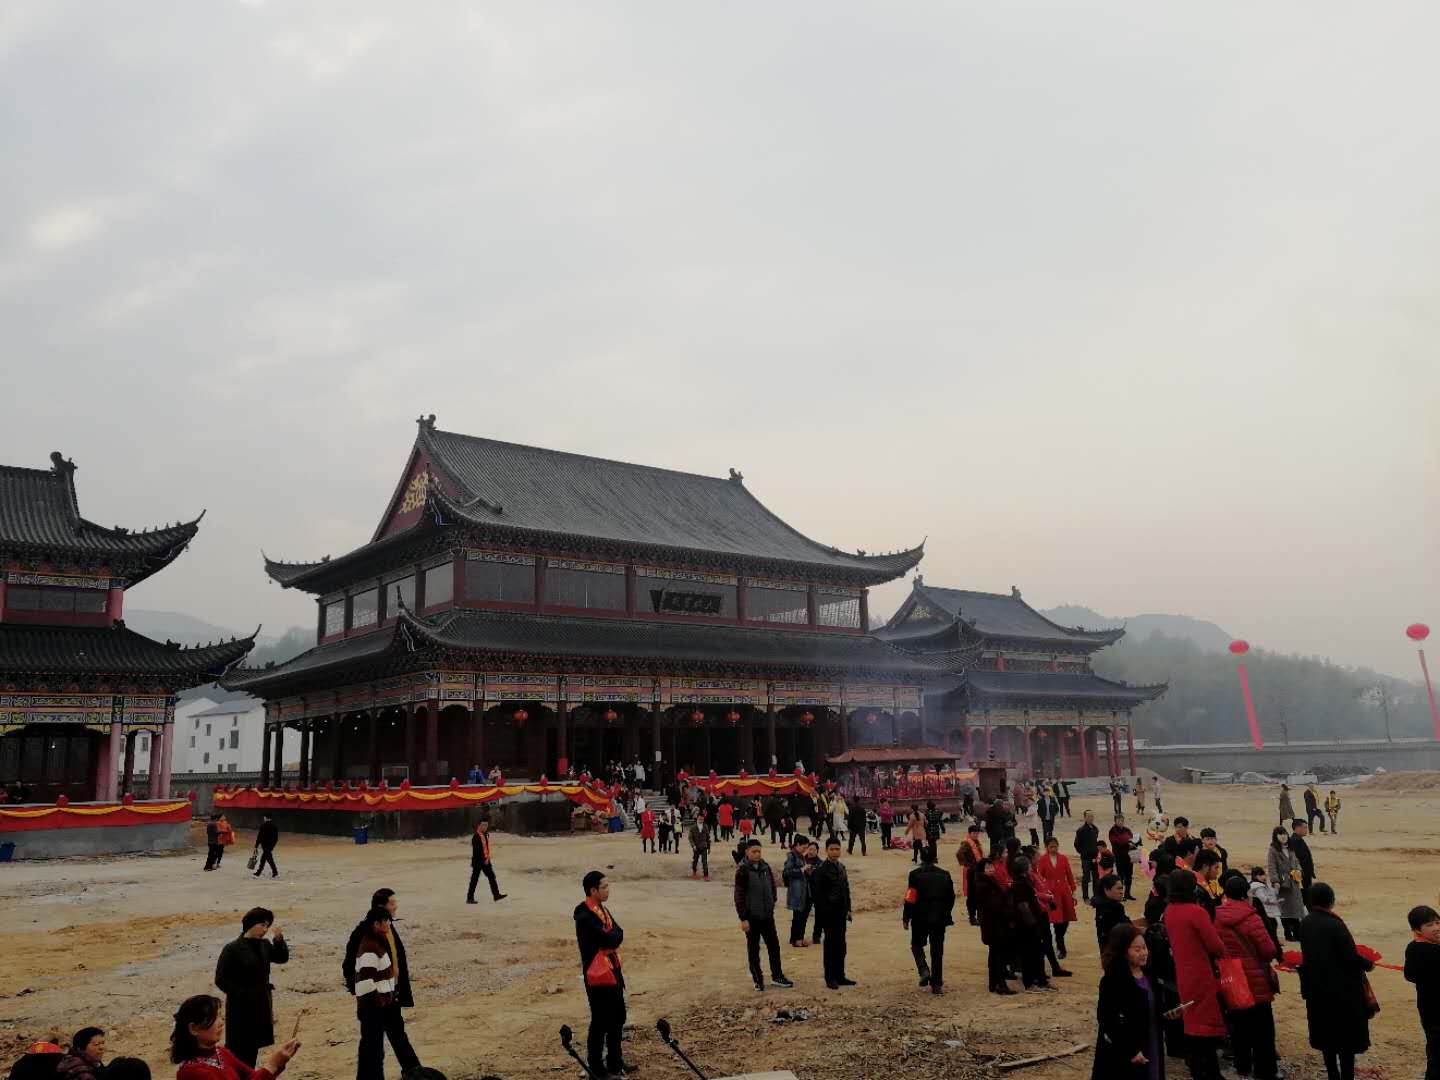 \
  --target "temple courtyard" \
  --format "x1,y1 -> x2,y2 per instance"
2,781 -> 1434,1079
